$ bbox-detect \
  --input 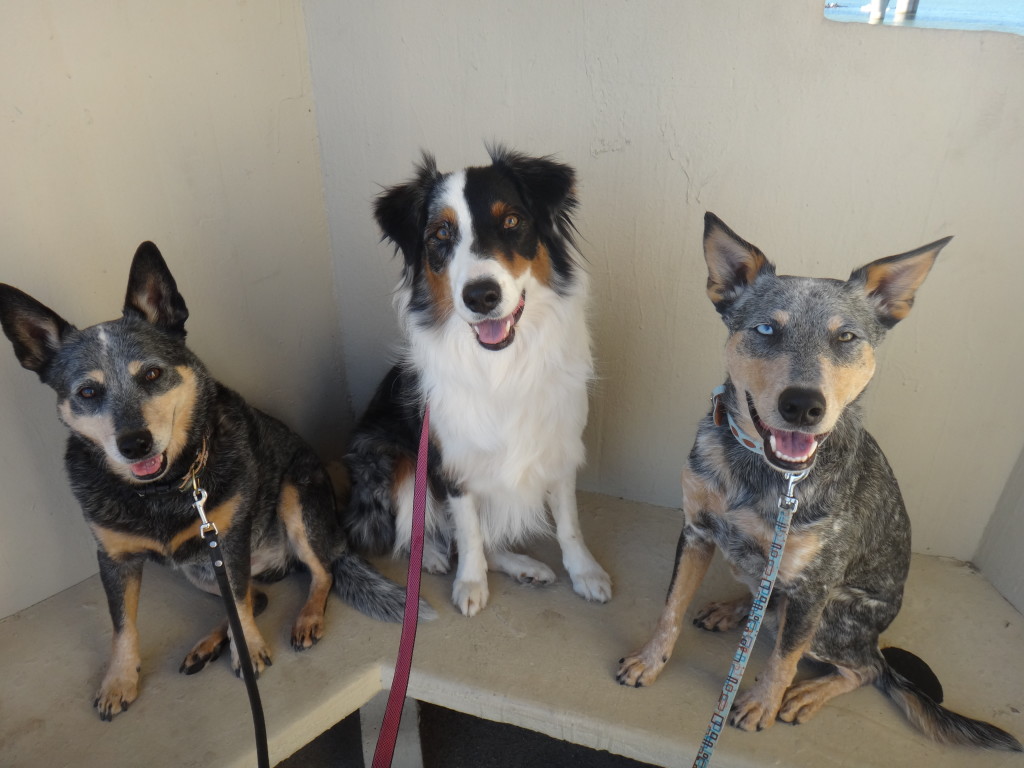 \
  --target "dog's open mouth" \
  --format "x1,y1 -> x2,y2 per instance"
747,394 -> 827,472
128,453 -> 168,481
471,292 -> 525,351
